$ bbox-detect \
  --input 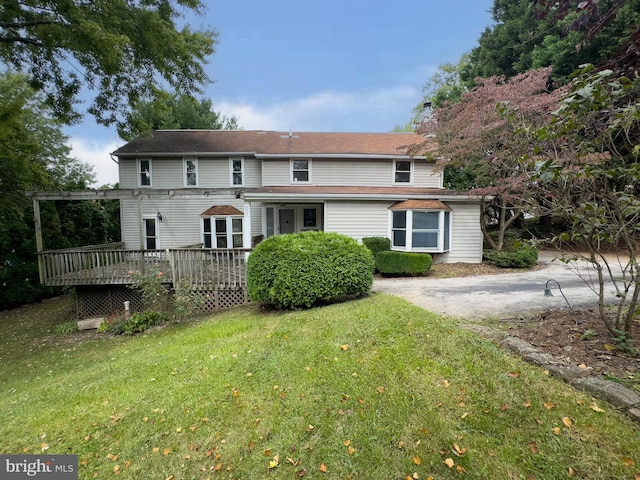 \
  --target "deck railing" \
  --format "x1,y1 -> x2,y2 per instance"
38,245 -> 251,289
